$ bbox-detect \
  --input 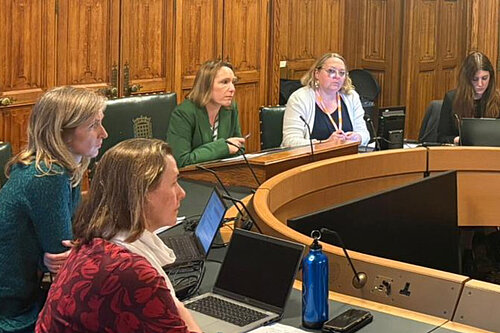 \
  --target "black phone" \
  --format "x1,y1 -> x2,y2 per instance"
322,309 -> 373,333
